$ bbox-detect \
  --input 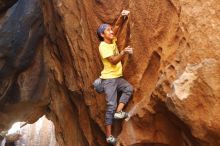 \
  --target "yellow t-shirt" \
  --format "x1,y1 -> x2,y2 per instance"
99,39 -> 123,79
